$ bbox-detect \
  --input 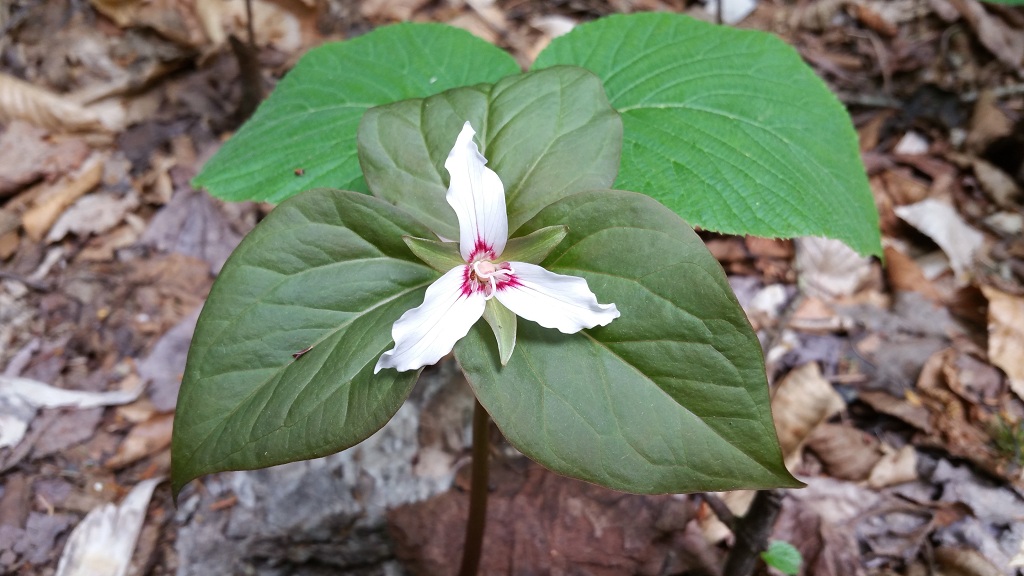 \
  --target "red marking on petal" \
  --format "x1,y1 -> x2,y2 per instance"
460,266 -> 475,297
468,237 -> 495,263
494,274 -> 520,292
